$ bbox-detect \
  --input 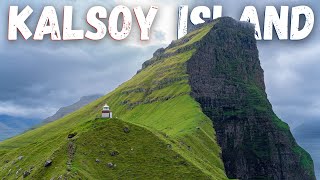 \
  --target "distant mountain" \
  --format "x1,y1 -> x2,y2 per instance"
293,121 -> 320,140
0,115 -> 41,141
43,94 -> 102,123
